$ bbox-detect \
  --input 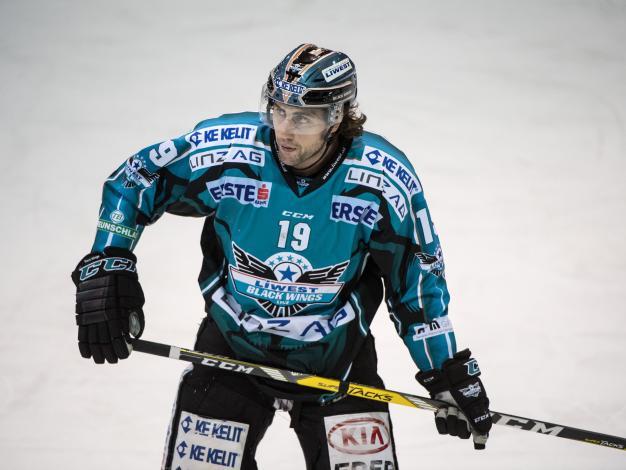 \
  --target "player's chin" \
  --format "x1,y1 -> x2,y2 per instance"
278,148 -> 301,165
